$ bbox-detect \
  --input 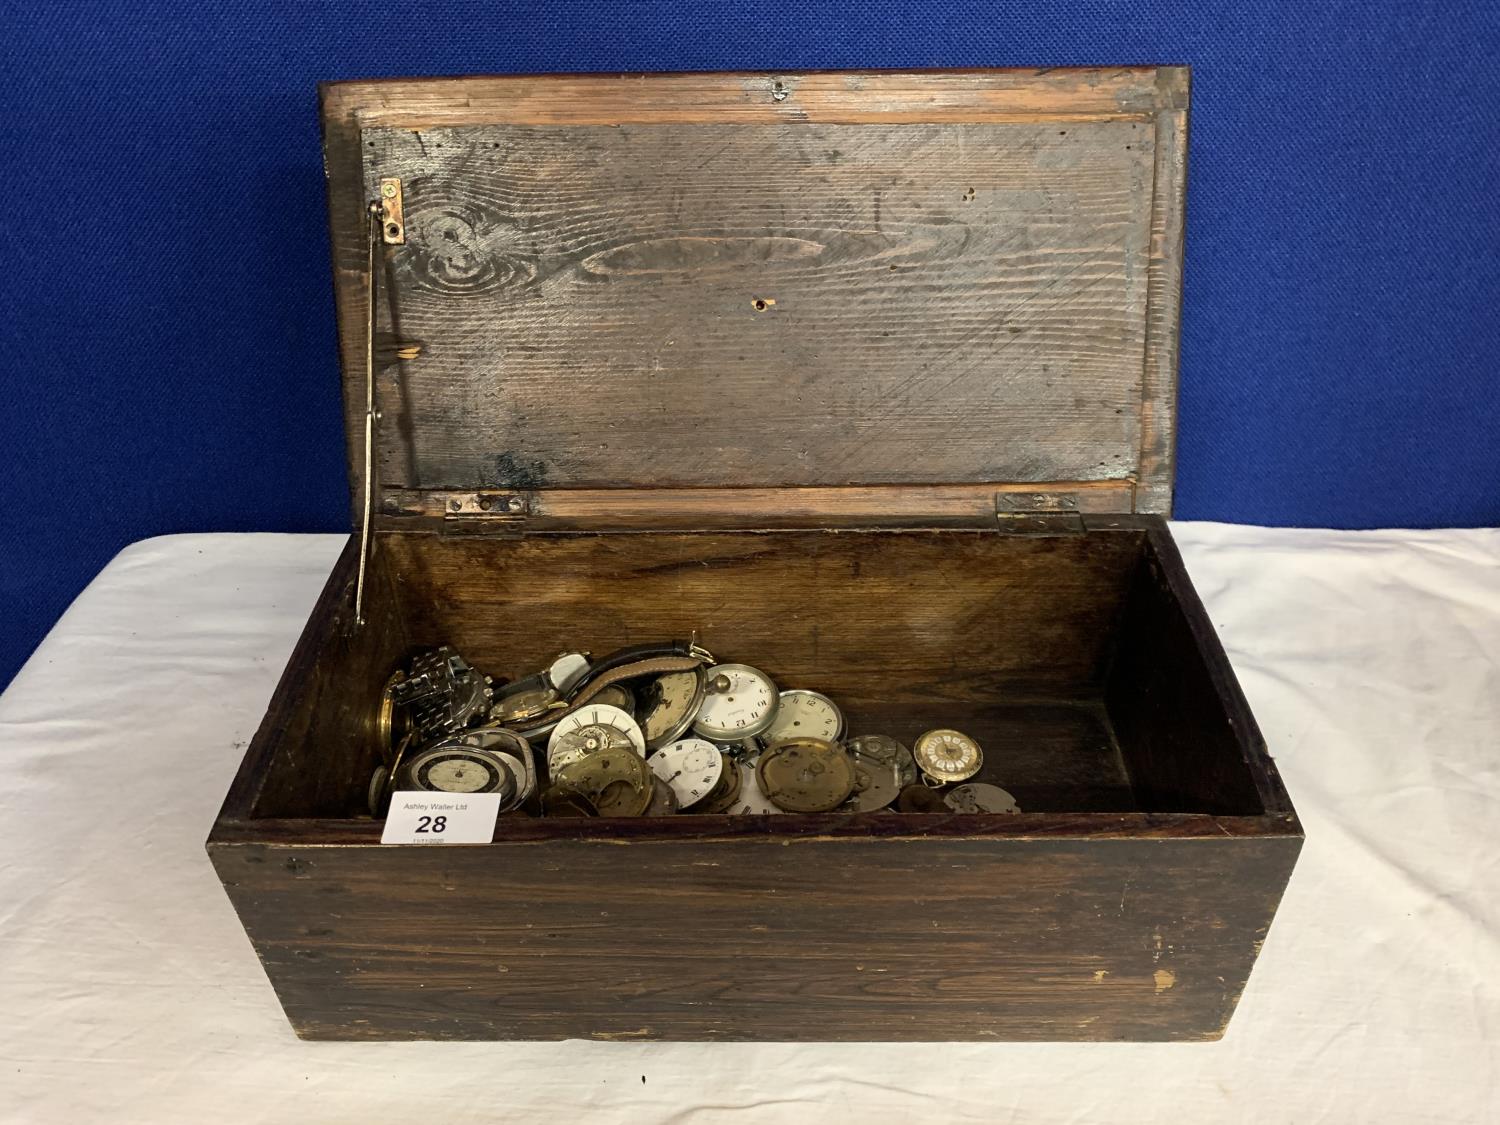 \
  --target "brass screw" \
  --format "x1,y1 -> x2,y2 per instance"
381,182 -> 397,199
